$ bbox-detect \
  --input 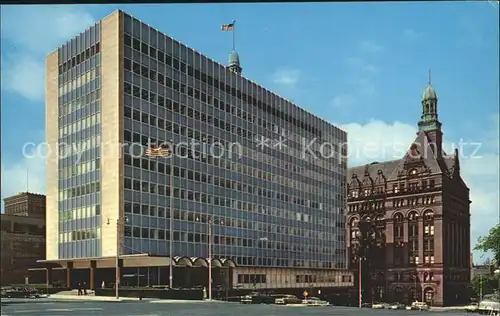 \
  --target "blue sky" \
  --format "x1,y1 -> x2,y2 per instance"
1,3 -> 498,263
